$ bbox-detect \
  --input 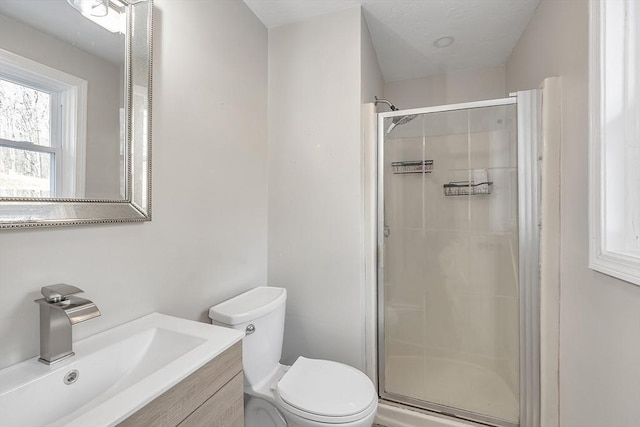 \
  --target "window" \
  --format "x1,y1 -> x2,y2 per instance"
589,0 -> 640,285
0,49 -> 87,198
